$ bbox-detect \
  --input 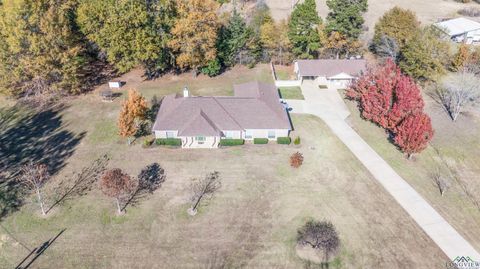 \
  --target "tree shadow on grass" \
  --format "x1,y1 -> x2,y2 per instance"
15,228 -> 66,269
122,163 -> 166,211
46,155 -> 110,214
0,104 -> 85,219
